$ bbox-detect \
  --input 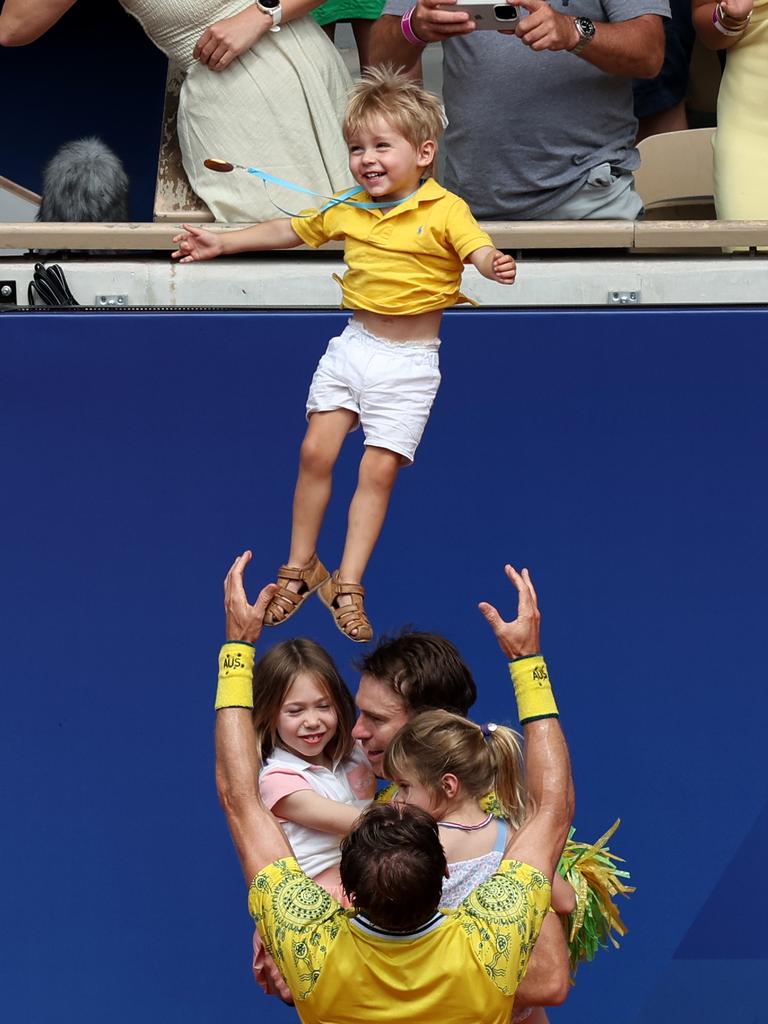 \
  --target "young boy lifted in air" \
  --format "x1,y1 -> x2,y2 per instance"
172,67 -> 516,642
